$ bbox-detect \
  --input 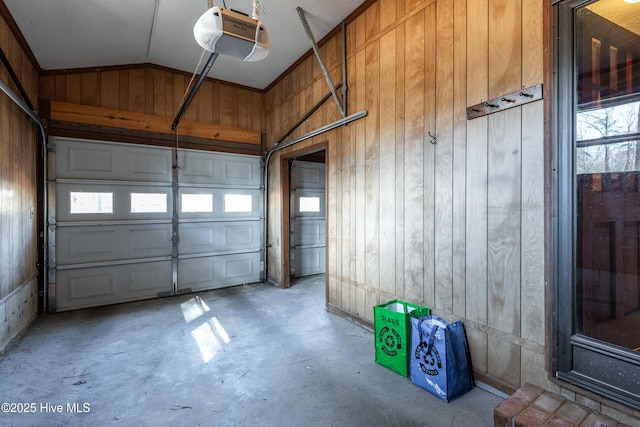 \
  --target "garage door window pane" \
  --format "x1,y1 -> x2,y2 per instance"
299,196 -> 320,212
131,193 -> 167,213
224,194 -> 252,212
182,194 -> 213,213
70,192 -> 113,214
